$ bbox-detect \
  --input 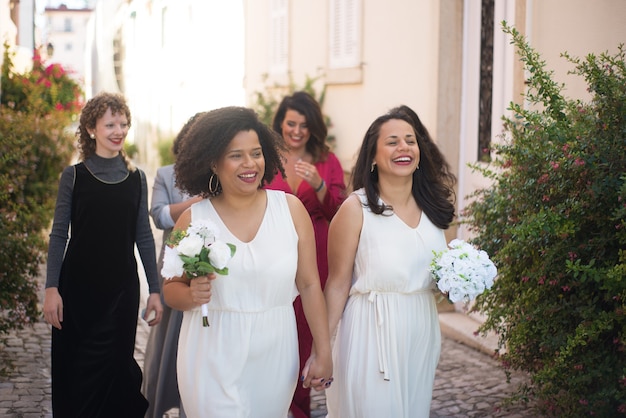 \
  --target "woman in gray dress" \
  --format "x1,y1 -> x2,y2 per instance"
142,112 -> 204,418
